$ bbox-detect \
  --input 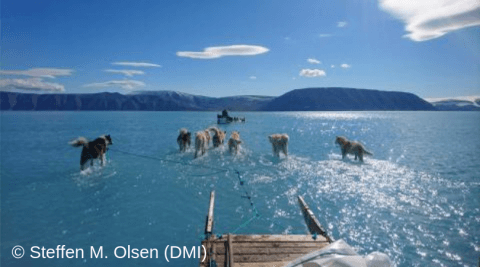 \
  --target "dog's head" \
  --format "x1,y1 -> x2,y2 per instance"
335,136 -> 347,146
231,131 -> 240,139
104,134 -> 113,145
